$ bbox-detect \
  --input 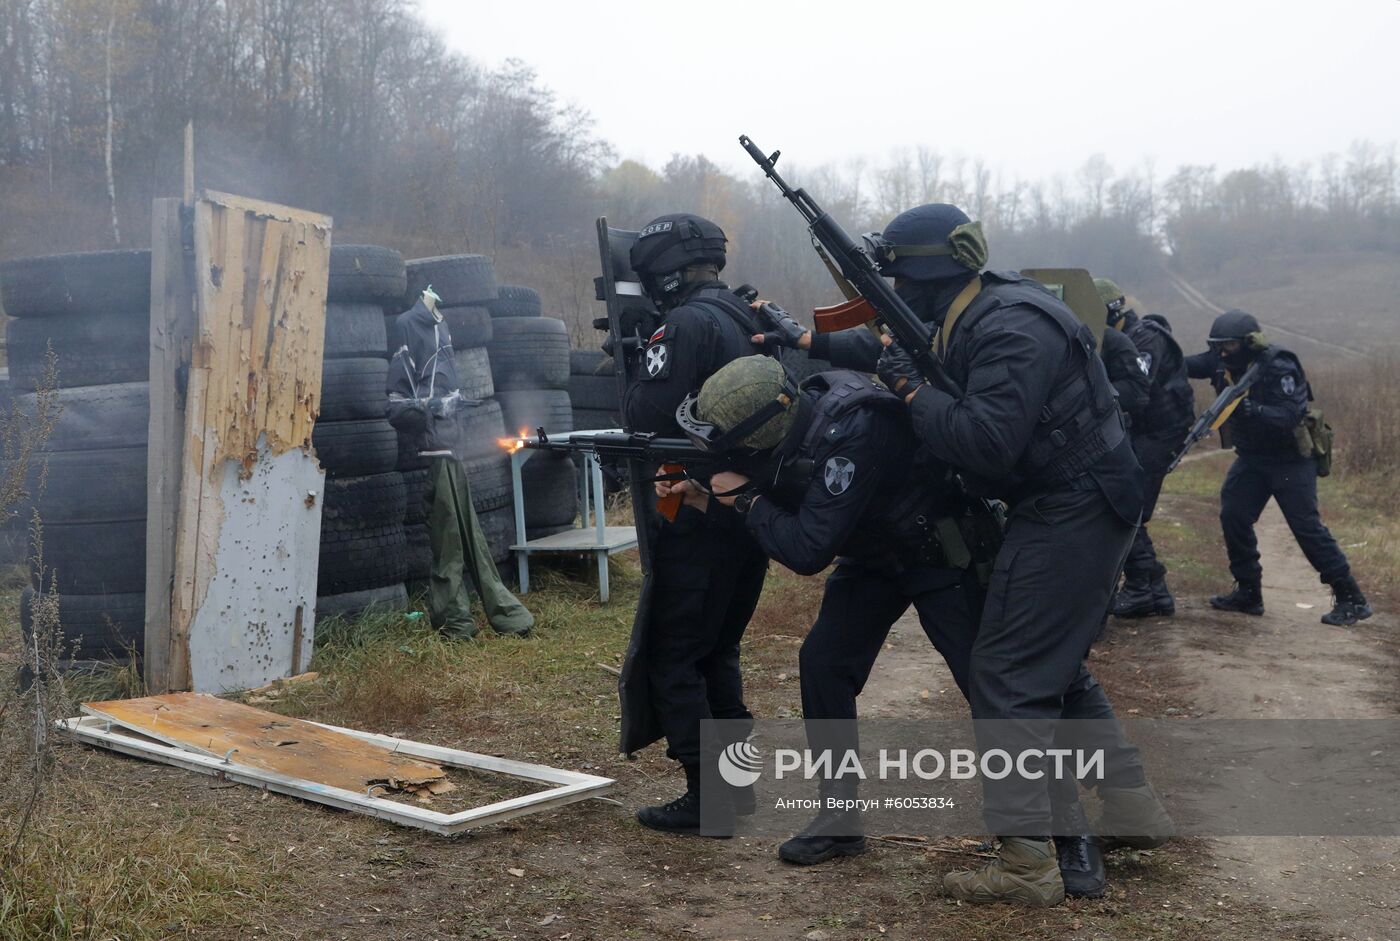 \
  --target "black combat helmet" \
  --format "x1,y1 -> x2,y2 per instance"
1208,309 -> 1262,343
629,213 -> 727,305
869,203 -> 987,281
